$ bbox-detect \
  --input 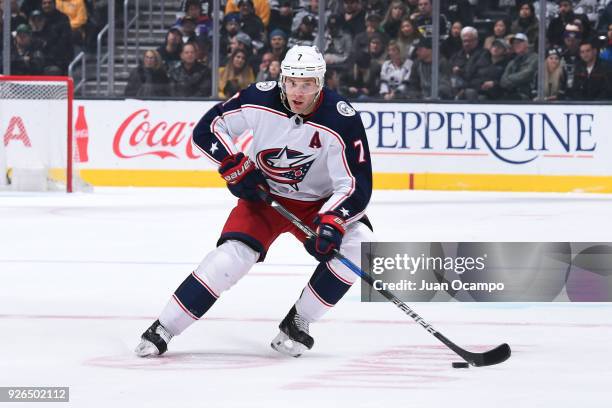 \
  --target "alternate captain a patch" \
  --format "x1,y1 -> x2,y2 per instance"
256,146 -> 315,191
256,81 -> 278,91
